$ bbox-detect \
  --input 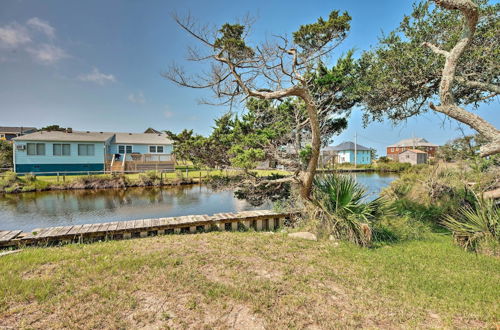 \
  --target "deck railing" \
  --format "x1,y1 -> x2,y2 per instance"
128,153 -> 175,163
